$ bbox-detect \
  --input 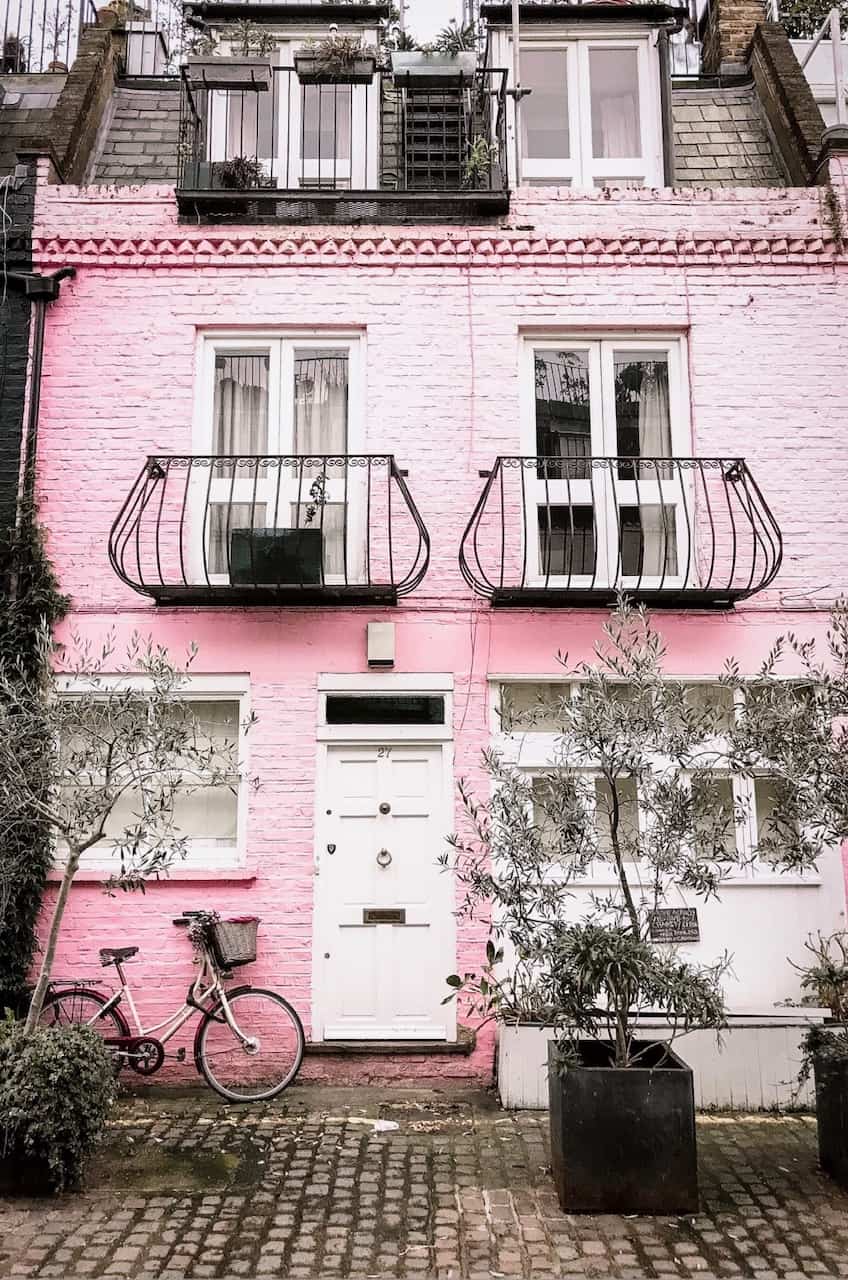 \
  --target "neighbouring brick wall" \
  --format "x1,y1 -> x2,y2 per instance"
703,0 -> 768,73
49,25 -> 118,184
672,83 -> 785,186
750,23 -> 826,186
0,159 -> 36,538
92,83 -> 180,185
